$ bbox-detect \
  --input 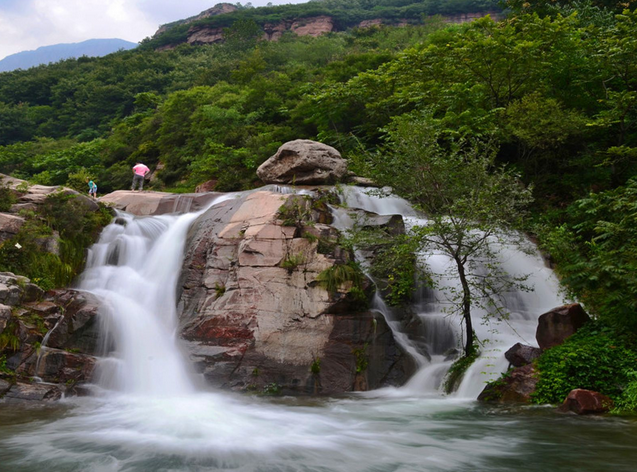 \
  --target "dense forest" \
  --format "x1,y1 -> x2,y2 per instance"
1,0 -> 637,410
